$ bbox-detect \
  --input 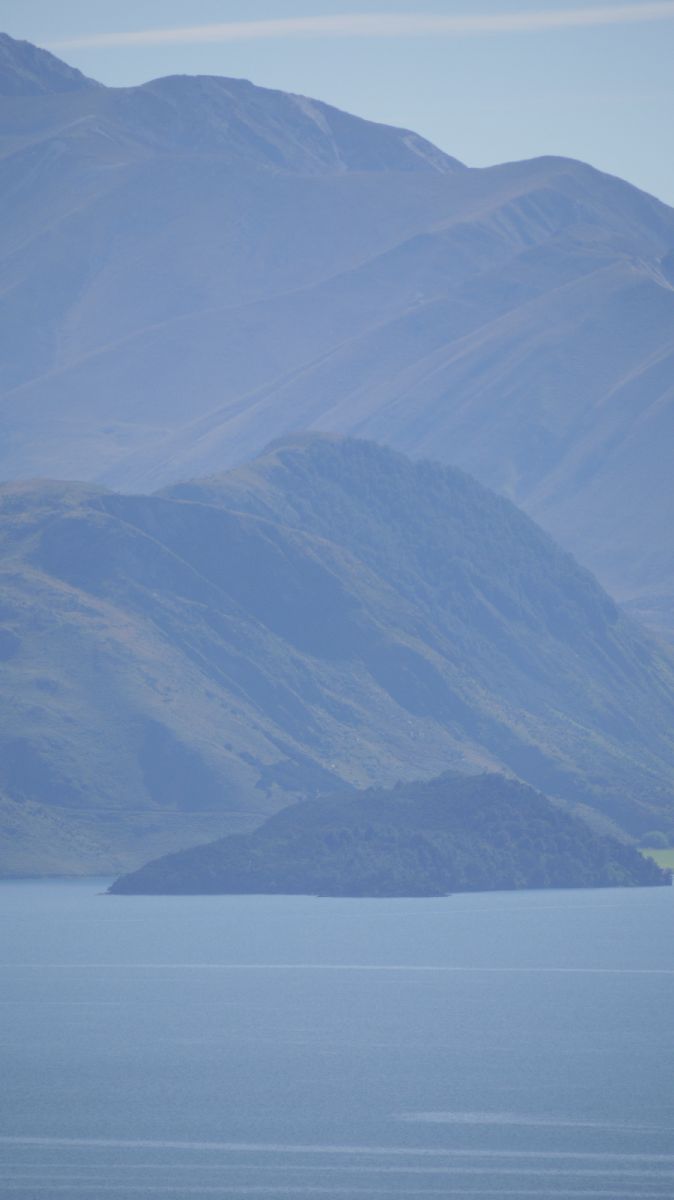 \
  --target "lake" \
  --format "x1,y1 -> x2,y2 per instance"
1,880 -> 673,1198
